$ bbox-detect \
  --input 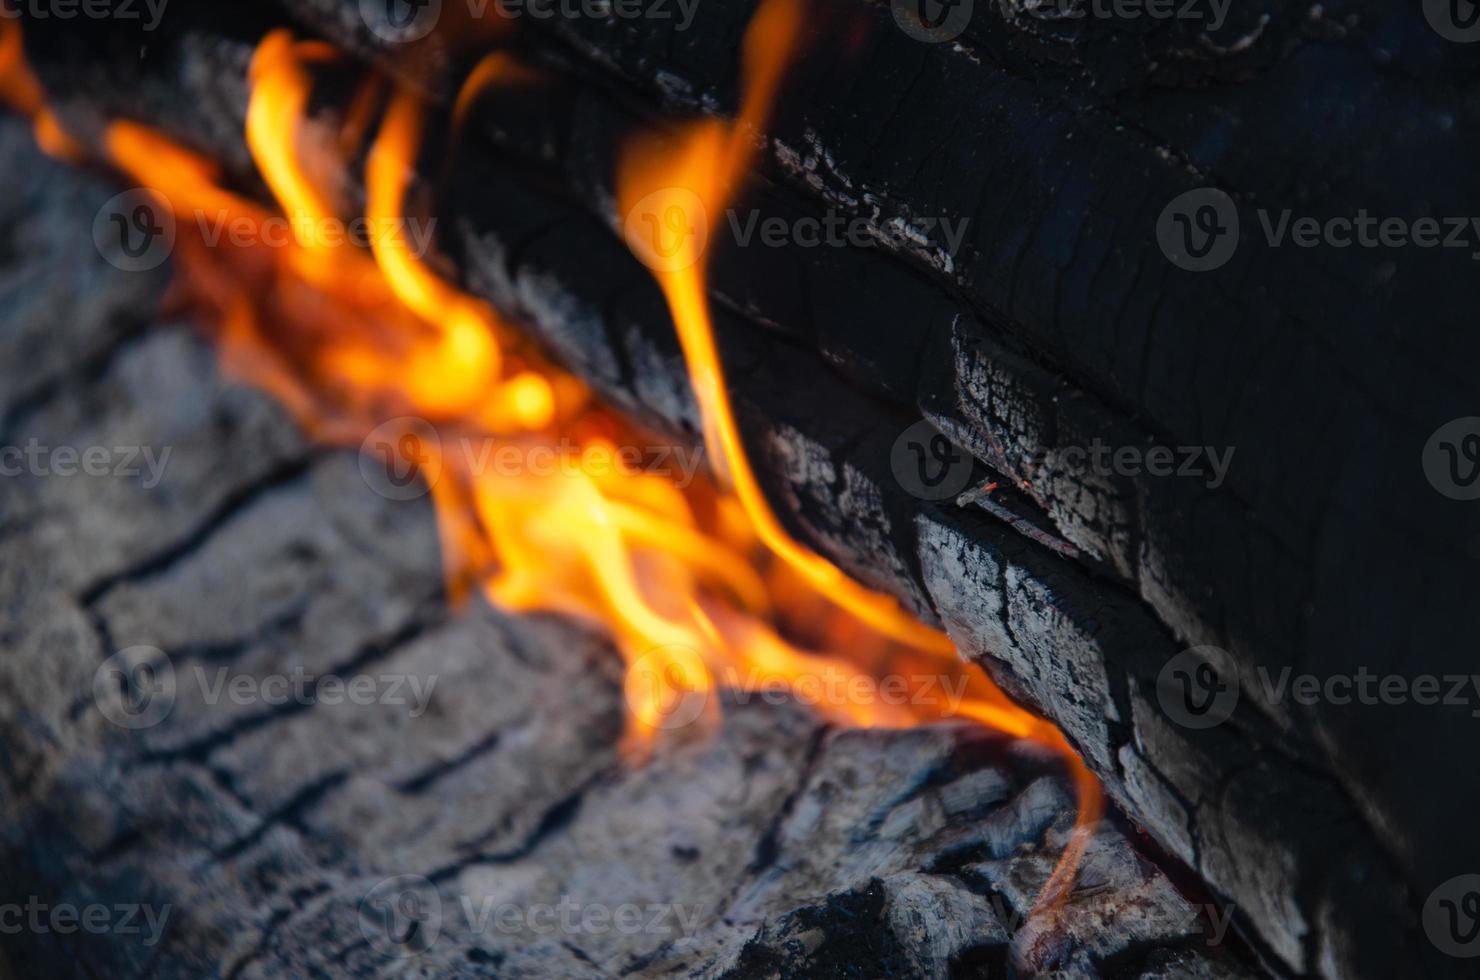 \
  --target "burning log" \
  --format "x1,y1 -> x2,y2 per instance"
1,0 -> 1474,976
0,111 -> 1261,977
